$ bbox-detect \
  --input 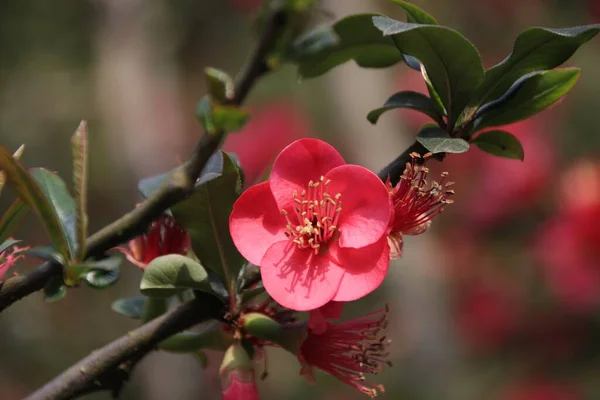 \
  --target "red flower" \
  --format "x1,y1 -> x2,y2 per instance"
116,214 -> 190,269
230,138 -> 392,311
298,306 -> 391,398
222,370 -> 260,400
0,241 -> 28,282
221,342 -> 261,400
385,153 -> 454,258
